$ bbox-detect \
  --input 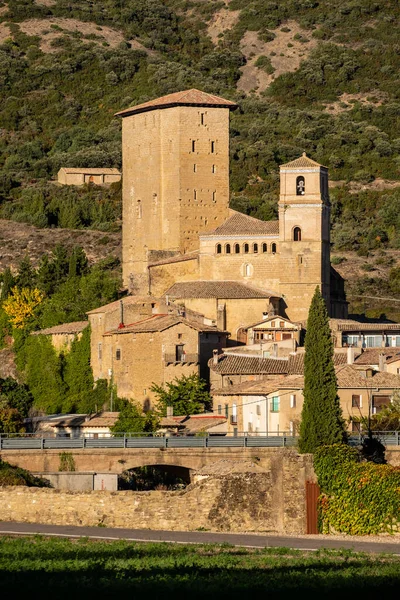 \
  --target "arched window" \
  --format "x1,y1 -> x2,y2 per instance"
244,263 -> 251,277
234,243 -> 240,254
243,243 -> 249,254
296,176 -> 305,196
271,243 -> 277,254
225,244 -> 231,254
293,227 -> 302,242
136,200 -> 142,219
253,243 -> 258,253
216,244 -> 222,254
262,243 -> 267,253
